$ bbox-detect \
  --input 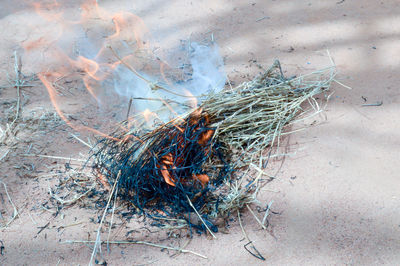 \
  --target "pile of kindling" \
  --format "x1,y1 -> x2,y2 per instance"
91,60 -> 334,233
